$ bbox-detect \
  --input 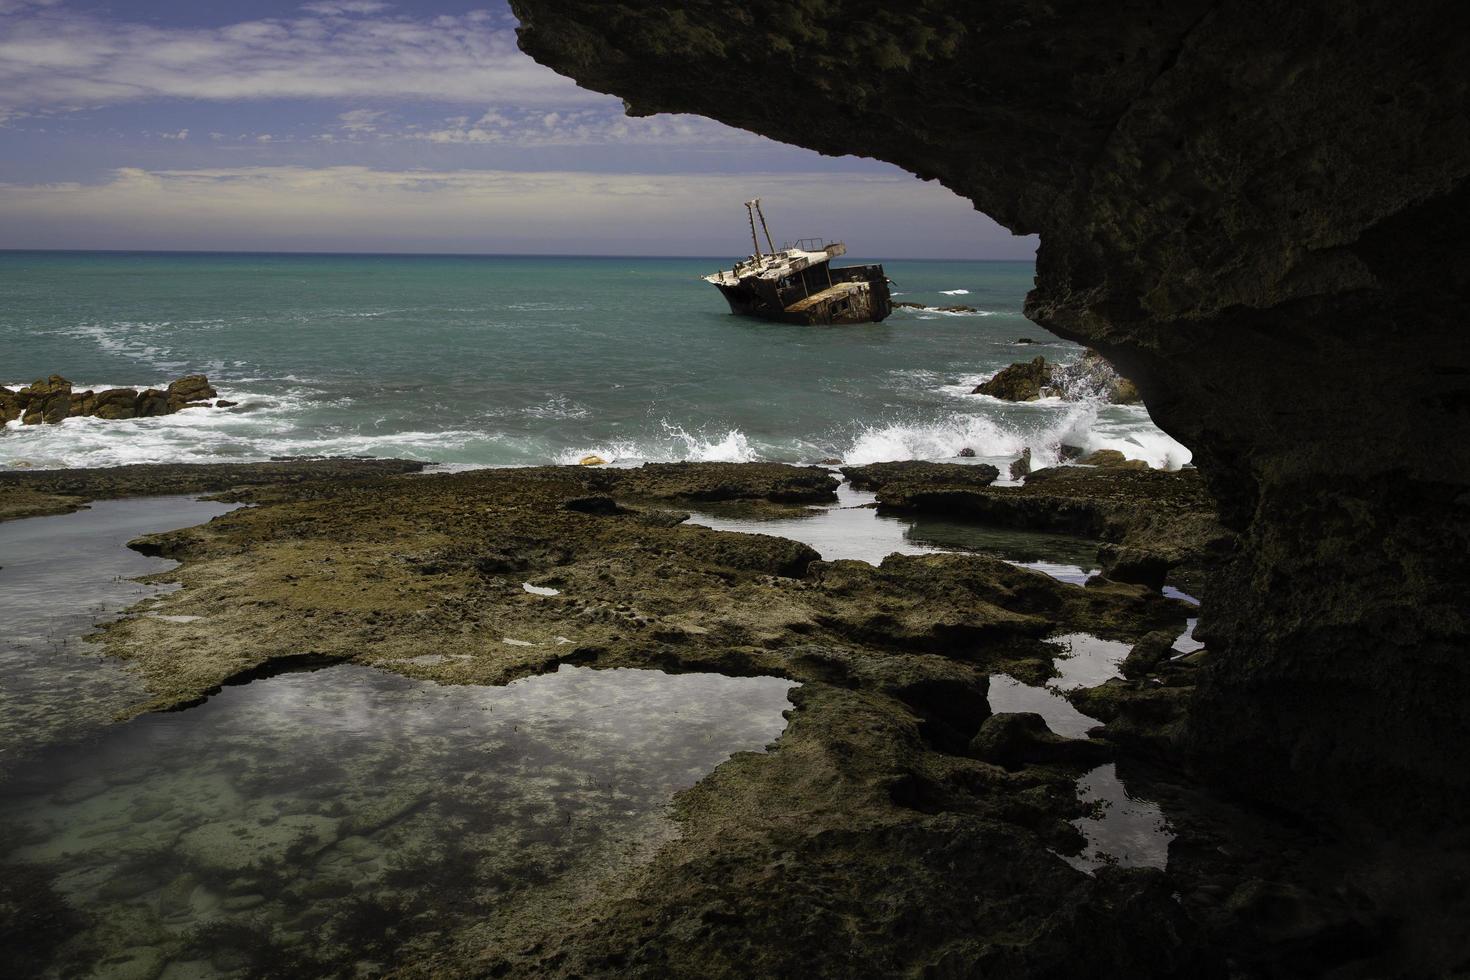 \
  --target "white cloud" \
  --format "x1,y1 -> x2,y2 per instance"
337,108 -> 388,134
300,1 -> 392,16
0,165 -> 1035,258
0,4 -> 599,111
160,128 -> 189,140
